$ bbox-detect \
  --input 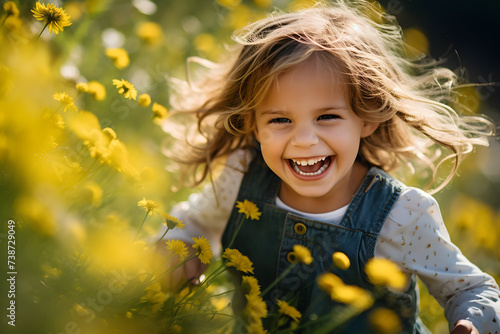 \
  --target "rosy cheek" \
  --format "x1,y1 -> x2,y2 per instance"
257,129 -> 274,143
